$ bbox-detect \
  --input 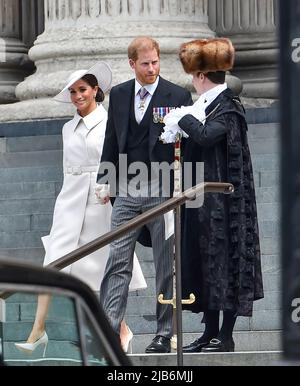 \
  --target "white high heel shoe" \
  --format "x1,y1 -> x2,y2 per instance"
15,331 -> 48,357
121,327 -> 133,354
